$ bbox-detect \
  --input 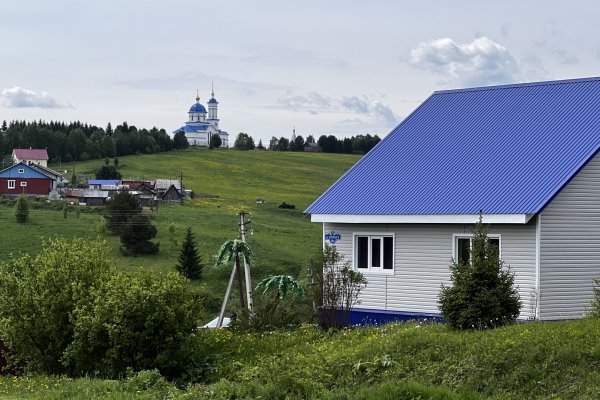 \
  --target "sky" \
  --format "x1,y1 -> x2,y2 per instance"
1,1 -> 600,144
